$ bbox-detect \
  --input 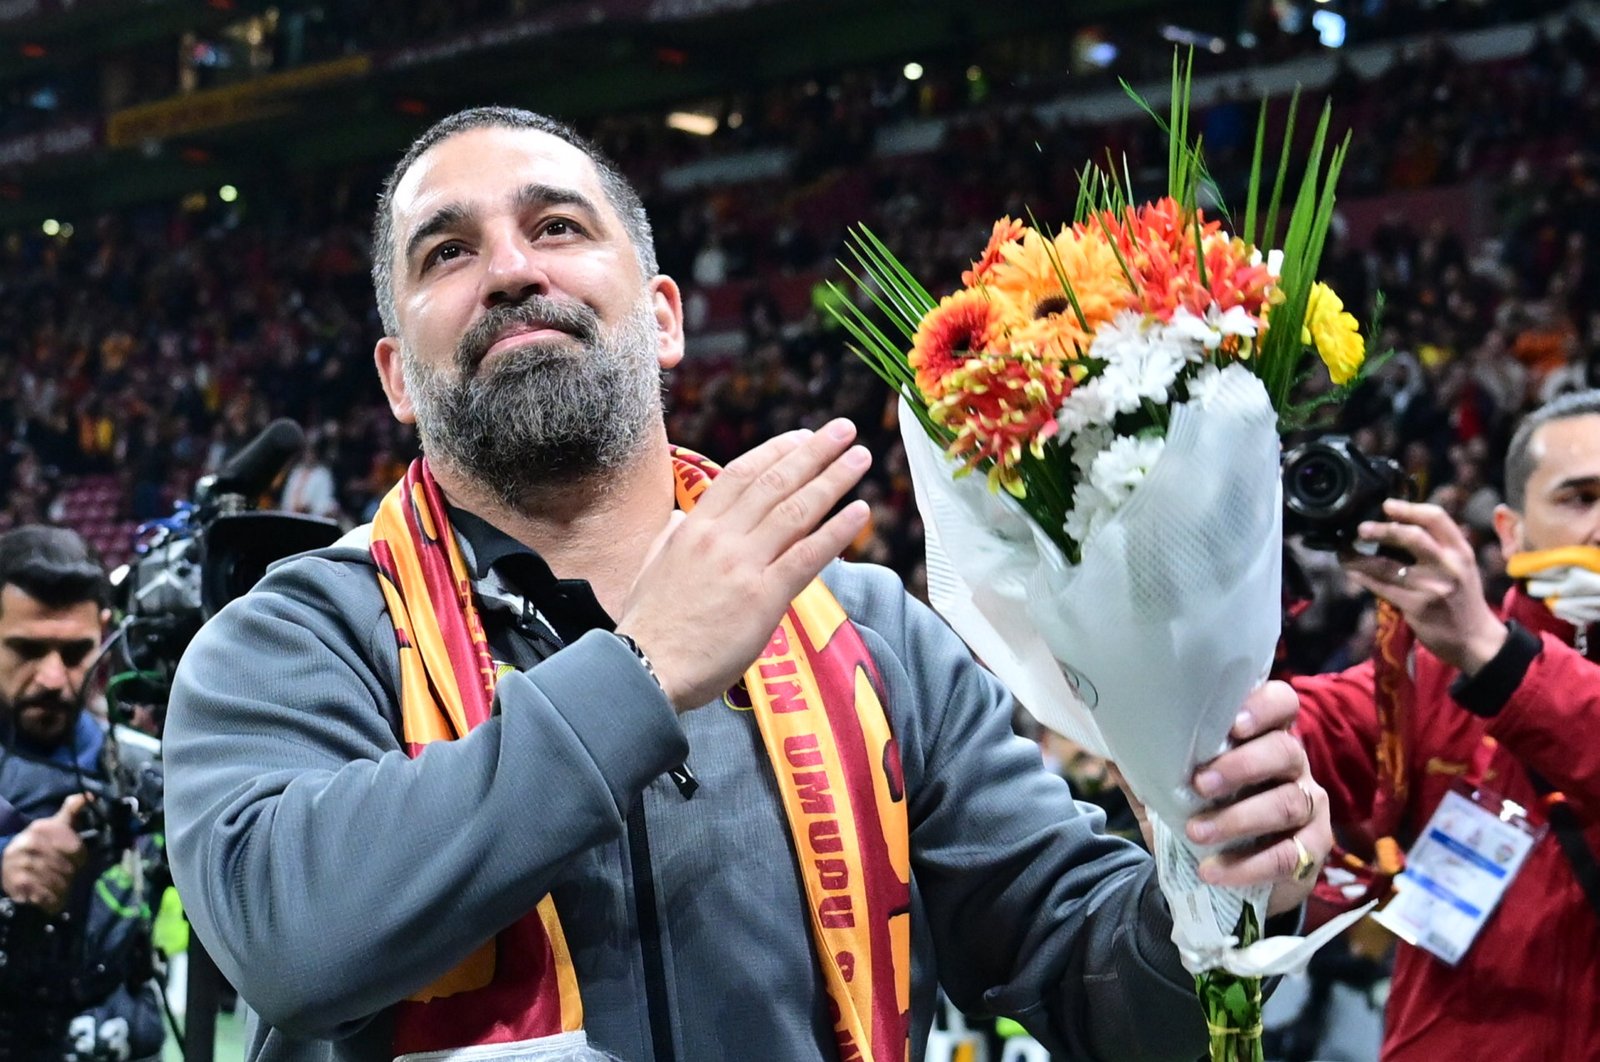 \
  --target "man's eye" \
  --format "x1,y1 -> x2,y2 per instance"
539,218 -> 581,238
60,646 -> 92,667
423,243 -> 466,271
